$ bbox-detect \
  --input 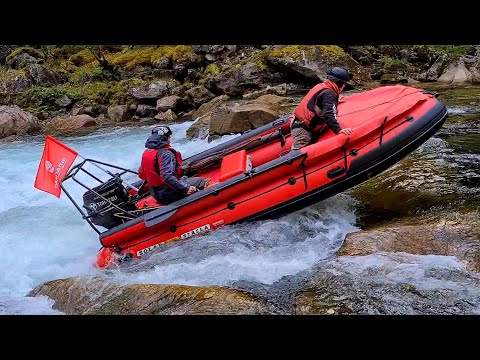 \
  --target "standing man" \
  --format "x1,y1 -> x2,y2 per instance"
290,67 -> 354,150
